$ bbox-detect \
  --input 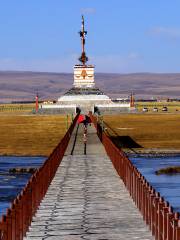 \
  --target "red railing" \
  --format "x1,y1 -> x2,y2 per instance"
90,113 -> 180,240
0,113 -> 79,240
